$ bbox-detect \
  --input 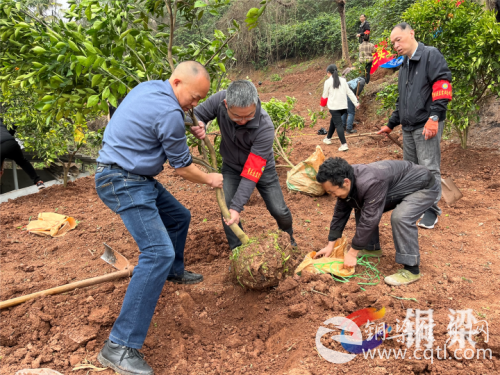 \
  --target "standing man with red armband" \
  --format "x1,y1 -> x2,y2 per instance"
378,22 -> 452,230
193,80 -> 296,250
